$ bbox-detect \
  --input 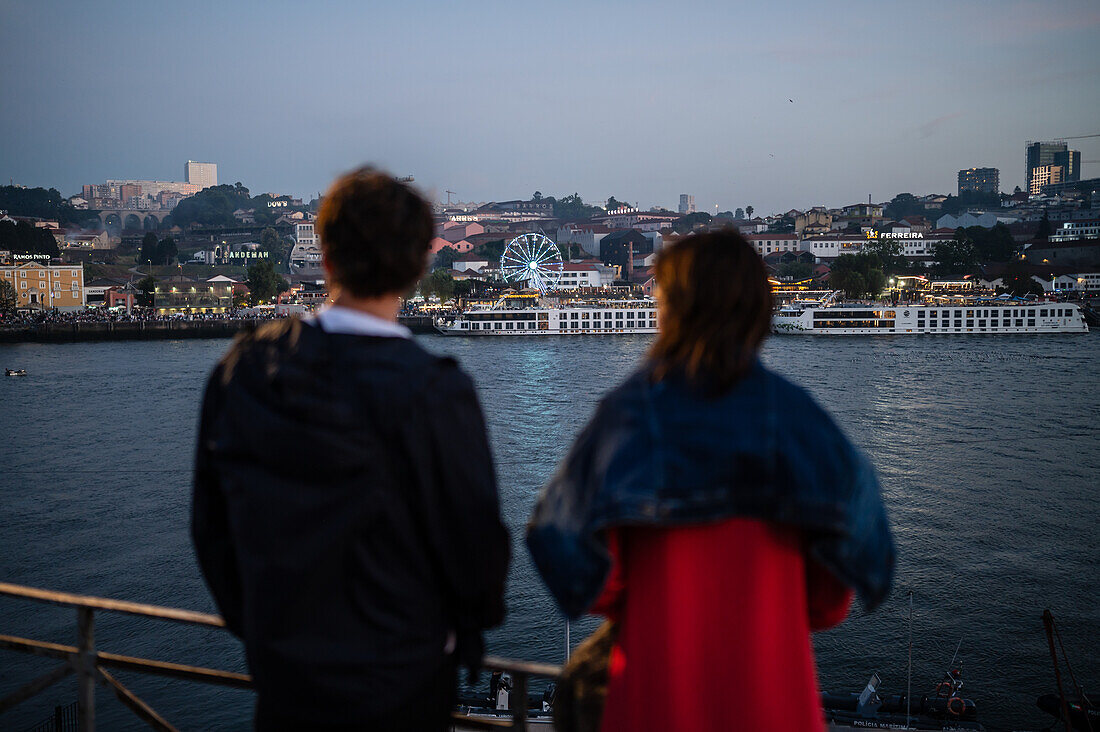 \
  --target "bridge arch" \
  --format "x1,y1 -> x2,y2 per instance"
103,213 -> 122,238
144,215 -> 159,231
123,214 -> 143,232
